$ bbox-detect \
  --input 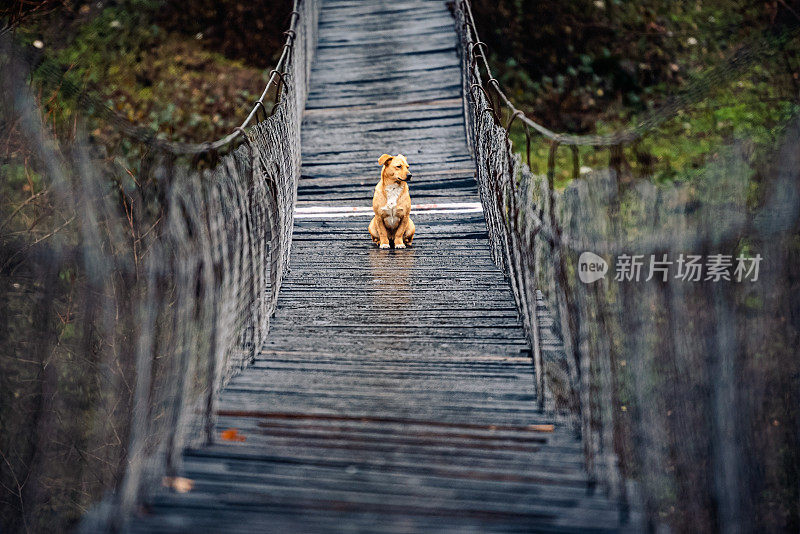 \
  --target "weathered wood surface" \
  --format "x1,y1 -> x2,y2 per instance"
132,0 -> 628,531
